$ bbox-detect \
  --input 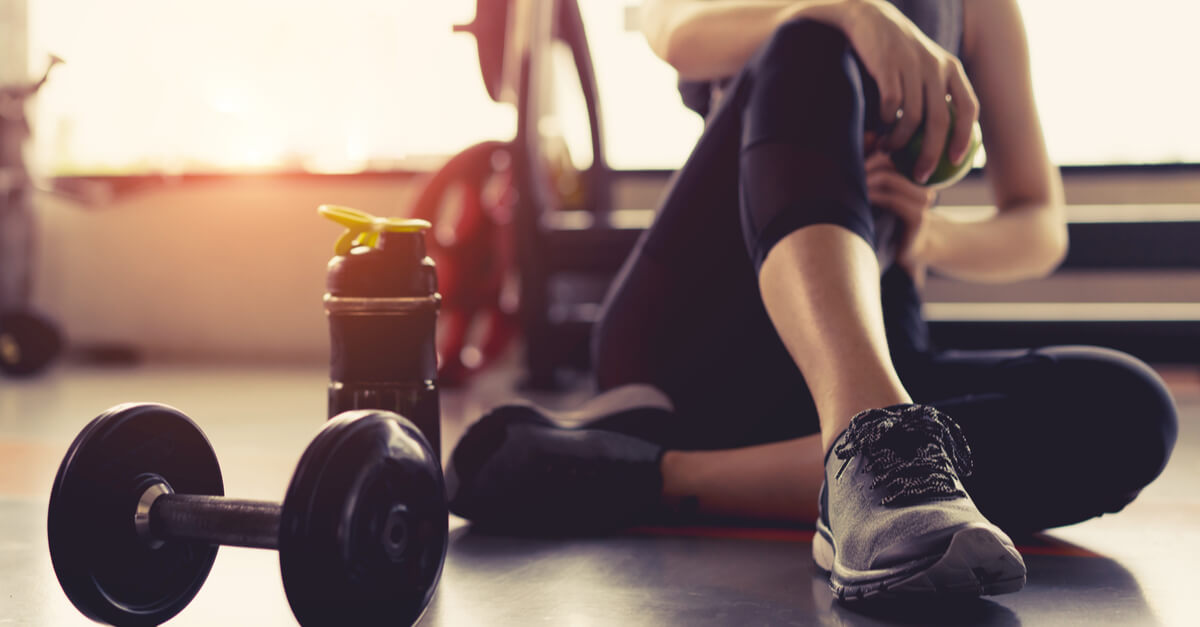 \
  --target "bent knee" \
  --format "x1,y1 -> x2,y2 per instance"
745,18 -> 866,133
1039,346 -> 1178,488
756,18 -> 852,68
749,18 -> 863,99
